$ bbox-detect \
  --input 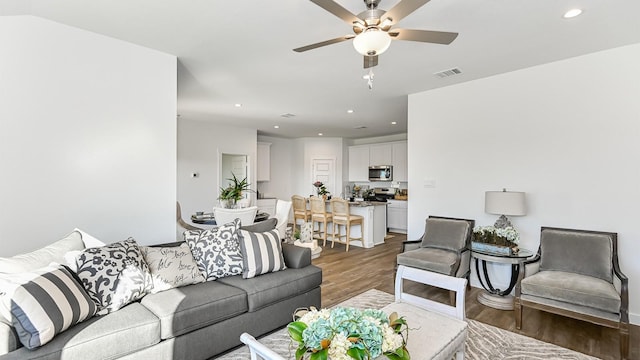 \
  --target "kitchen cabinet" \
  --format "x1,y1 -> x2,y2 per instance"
369,143 -> 393,165
256,198 -> 276,216
392,141 -> 408,182
348,145 -> 369,181
387,199 -> 407,233
257,142 -> 271,181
